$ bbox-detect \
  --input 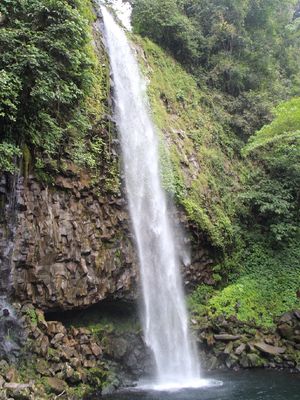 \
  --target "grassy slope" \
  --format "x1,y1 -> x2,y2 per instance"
133,36 -> 300,329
